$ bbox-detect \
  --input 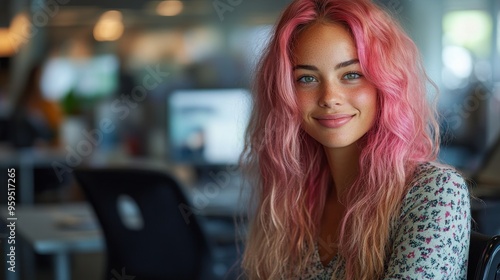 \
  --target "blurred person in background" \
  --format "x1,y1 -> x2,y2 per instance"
7,62 -> 68,202
9,63 -> 63,148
